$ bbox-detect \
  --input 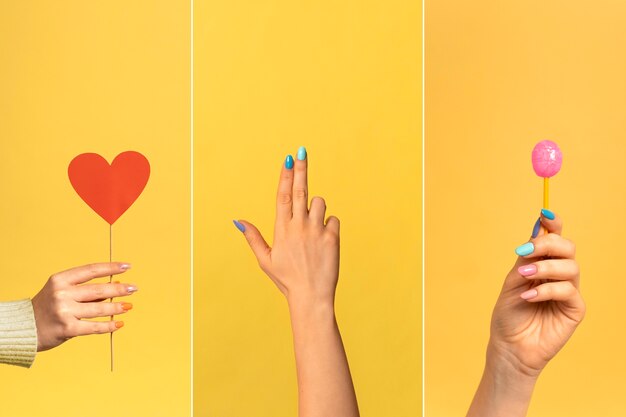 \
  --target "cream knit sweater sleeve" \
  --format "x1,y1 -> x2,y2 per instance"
0,299 -> 37,367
